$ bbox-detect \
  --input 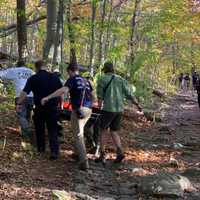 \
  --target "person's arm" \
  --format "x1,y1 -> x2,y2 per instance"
87,80 -> 95,103
96,77 -> 104,109
15,91 -> 28,112
17,76 -> 32,106
123,80 -> 142,111
41,86 -> 69,105
0,68 -> 13,80
17,91 -> 27,105
97,98 -> 103,109
130,96 -> 142,111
